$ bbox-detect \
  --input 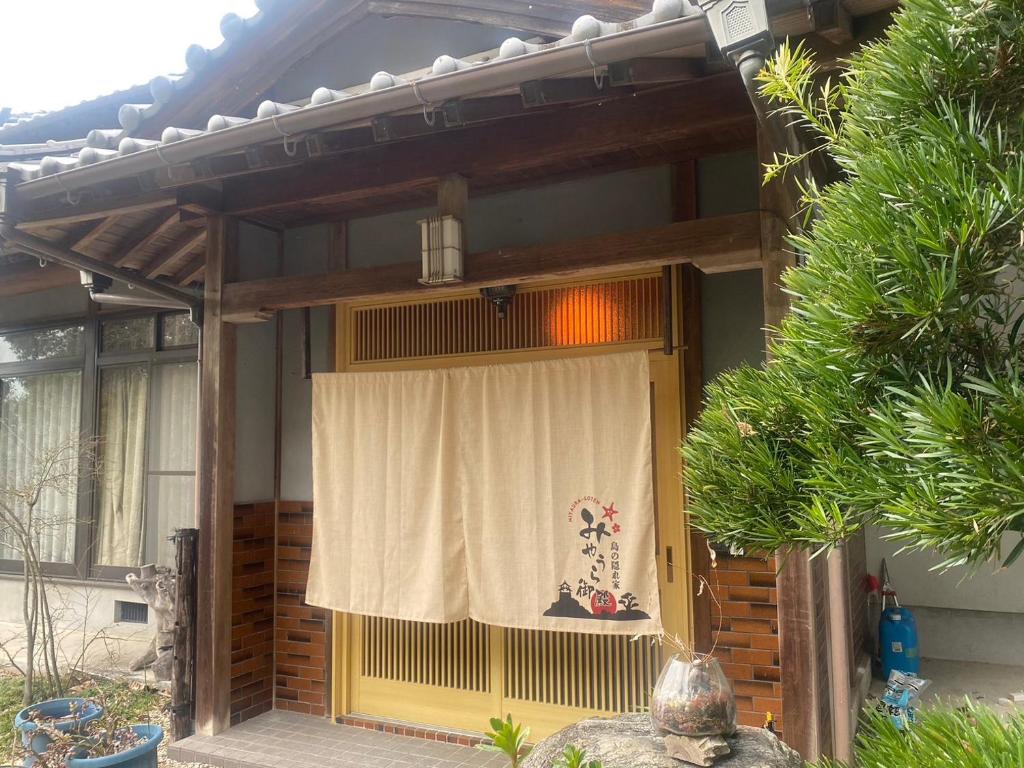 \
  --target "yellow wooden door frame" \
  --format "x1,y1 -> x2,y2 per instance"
329,269 -> 692,736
